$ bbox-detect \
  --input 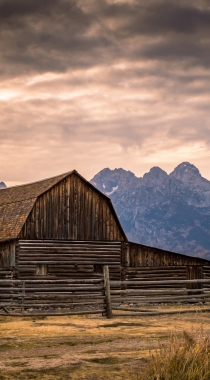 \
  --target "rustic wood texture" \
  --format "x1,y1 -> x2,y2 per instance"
19,174 -> 125,242
122,265 -> 205,289
122,242 -> 210,267
118,265 -> 207,304
16,240 -> 122,281
0,172 -> 71,242
0,241 -> 15,268
0,278 -> 106,315
103,265 -> 113,318
0,241 -> 15,280
0,270 -> 13,279
110,277 -> 210,306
